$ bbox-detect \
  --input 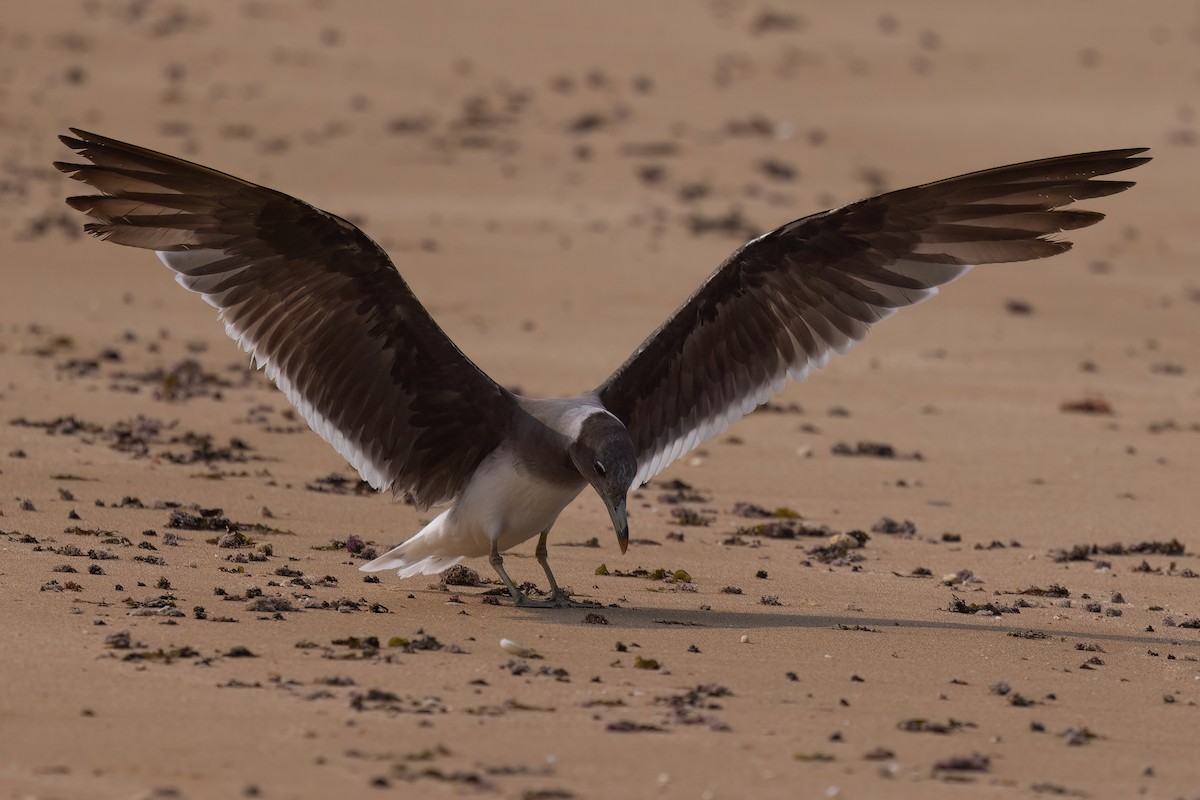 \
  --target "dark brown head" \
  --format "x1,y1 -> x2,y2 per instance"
568,412 -> 637,553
